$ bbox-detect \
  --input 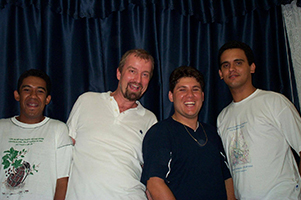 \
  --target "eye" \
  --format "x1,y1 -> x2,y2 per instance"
221,63 -> 229,69
22,88 -> 30,92
38,90 -> 46,94
142,73 -> 150,78
235,61 -> 242,66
